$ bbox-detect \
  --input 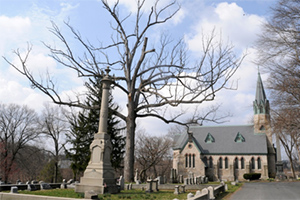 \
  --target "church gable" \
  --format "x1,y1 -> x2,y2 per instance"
204,133 -> 215,143
234,132 -> 245,143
